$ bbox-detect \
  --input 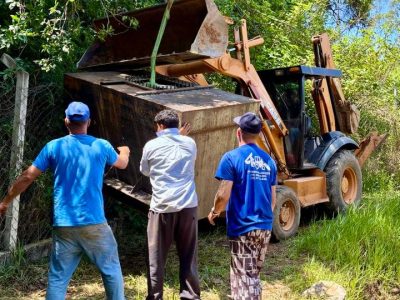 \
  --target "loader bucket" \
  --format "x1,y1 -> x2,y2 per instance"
77,0 -> 228,70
